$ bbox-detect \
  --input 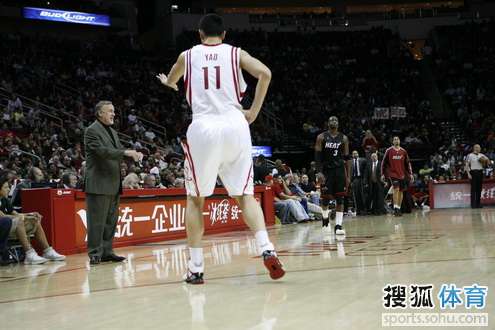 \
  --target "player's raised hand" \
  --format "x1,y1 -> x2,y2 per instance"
156,73 -> 178,91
